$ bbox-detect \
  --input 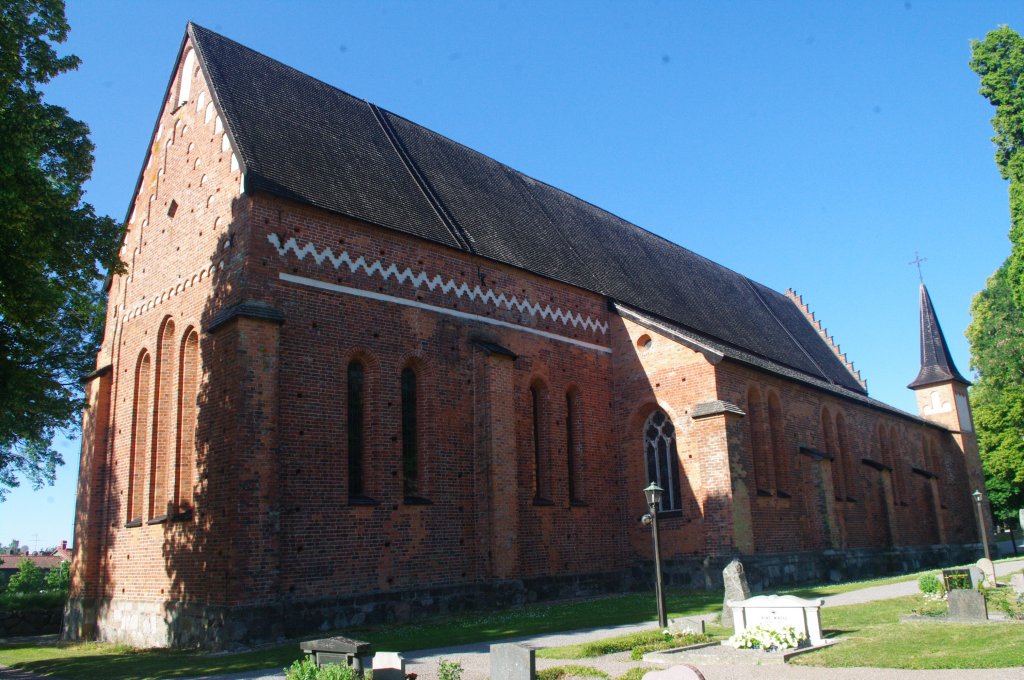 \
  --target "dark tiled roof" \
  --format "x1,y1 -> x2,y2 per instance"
189,23 -> 867,394
615,302 -> 947,429
908,283 -> 968,389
